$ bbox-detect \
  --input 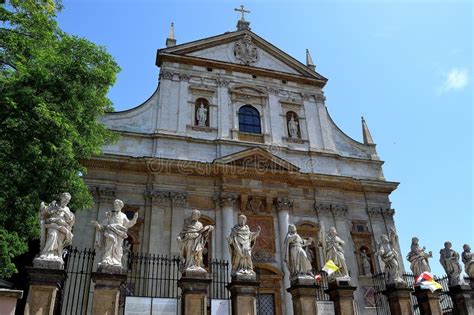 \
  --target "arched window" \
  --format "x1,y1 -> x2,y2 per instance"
238,105 -> 261,134
286,111 -> 301,138
195,98 -> 209,127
